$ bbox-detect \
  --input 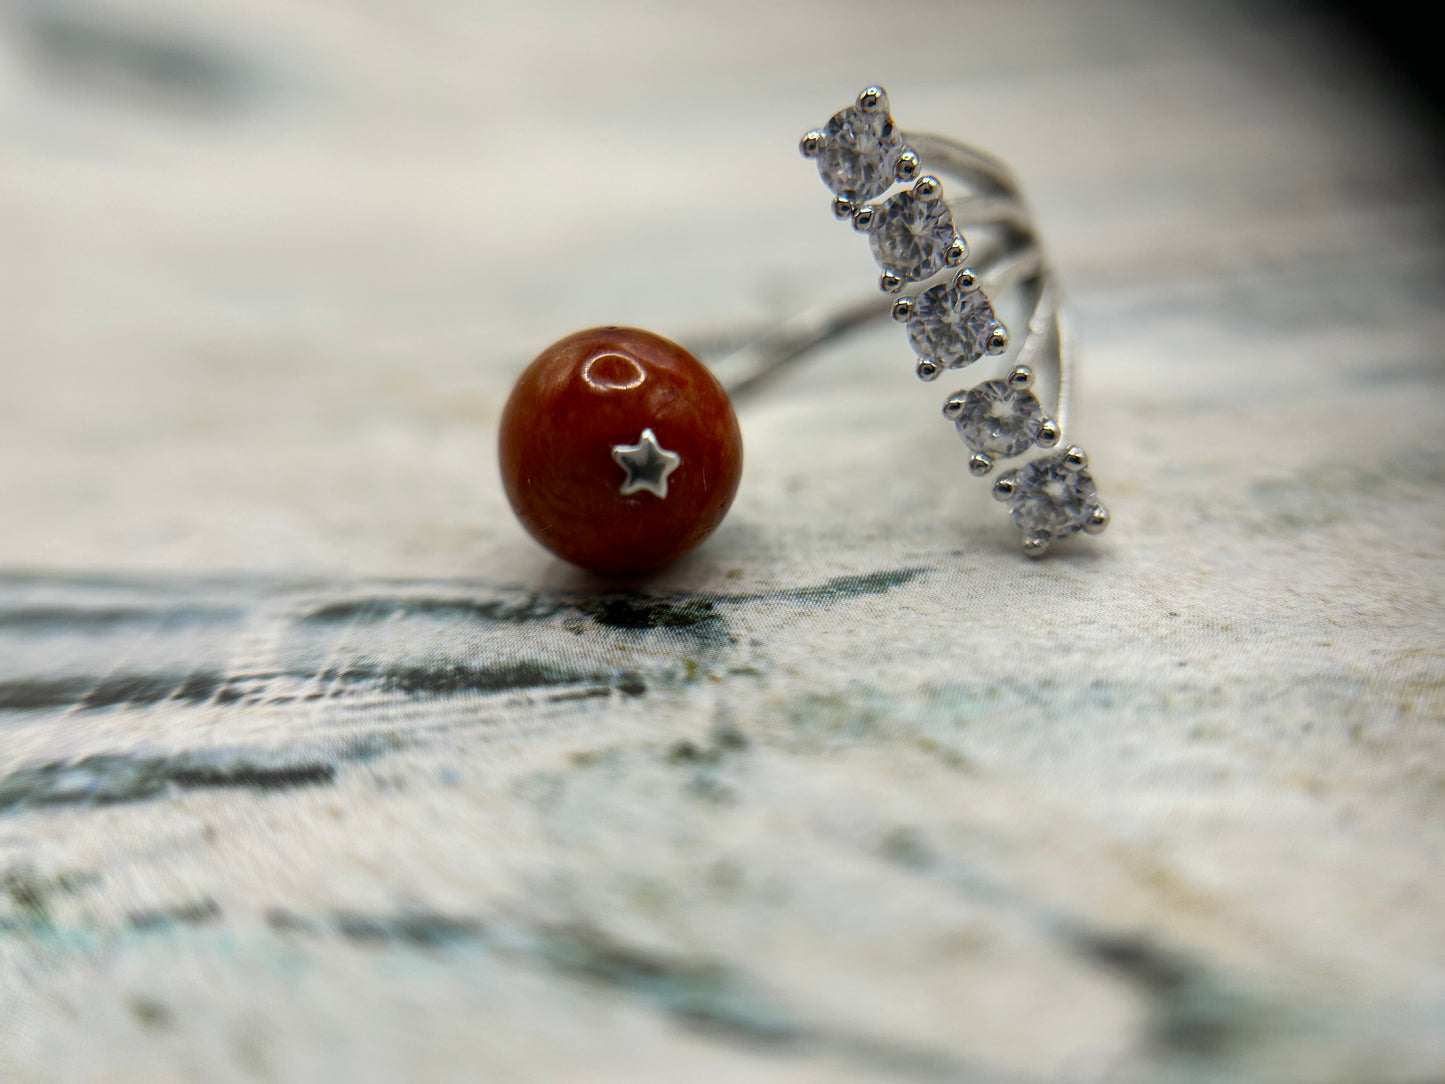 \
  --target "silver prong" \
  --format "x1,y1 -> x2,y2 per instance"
1084,506 -> 1110,535
968,453 -> 994,477
992,476 -> 1016,502
913,175 -> 941,200
880,271 -> 904,294
1007,365 -> 1034,391
953,268 -> 978,293
890,297 -> 914,322
832,195 -> 855,220
894,150 -> 920,183
986,325 -> 1009,355
851,206 -> 875,232
945,237 -> 967,267
857,85 -> 887,113
1022,536 -> 1051,558
800,130 -> 824,158
942,394 -> 966,420
1062,445 -> 1088,471
1035,418 -> 1061,447
916,358 -> 941,382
